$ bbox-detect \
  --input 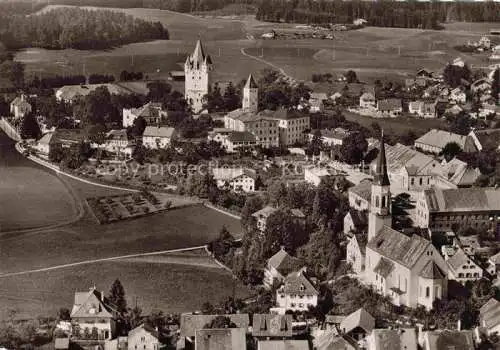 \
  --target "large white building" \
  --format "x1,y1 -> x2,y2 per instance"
347,132 -> 448,311
276,270 -> 318,312
184,40 -> 213,113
